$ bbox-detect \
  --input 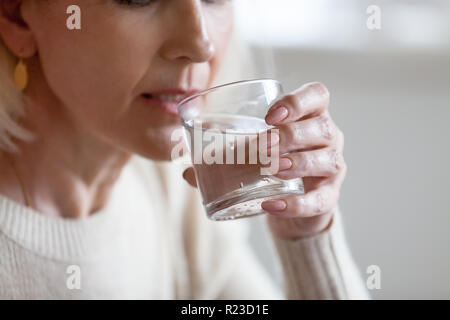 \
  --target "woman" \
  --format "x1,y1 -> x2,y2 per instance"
0,0 -> 369,299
